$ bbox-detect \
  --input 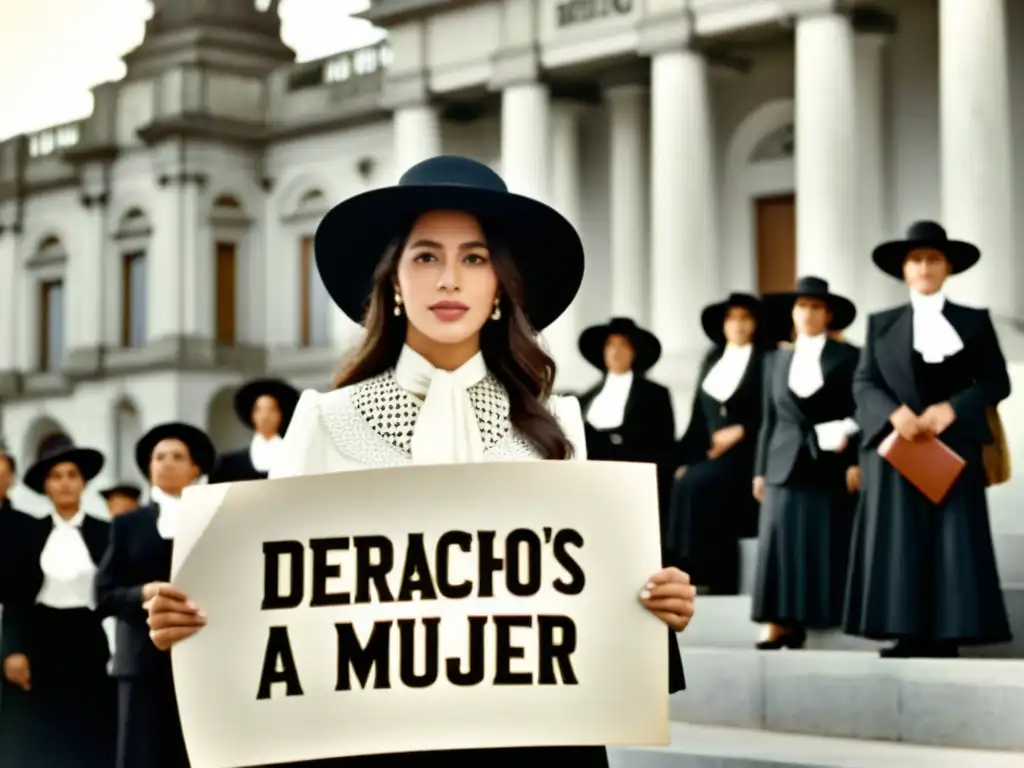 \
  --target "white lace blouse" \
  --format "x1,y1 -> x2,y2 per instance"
269,368 -> 588,479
